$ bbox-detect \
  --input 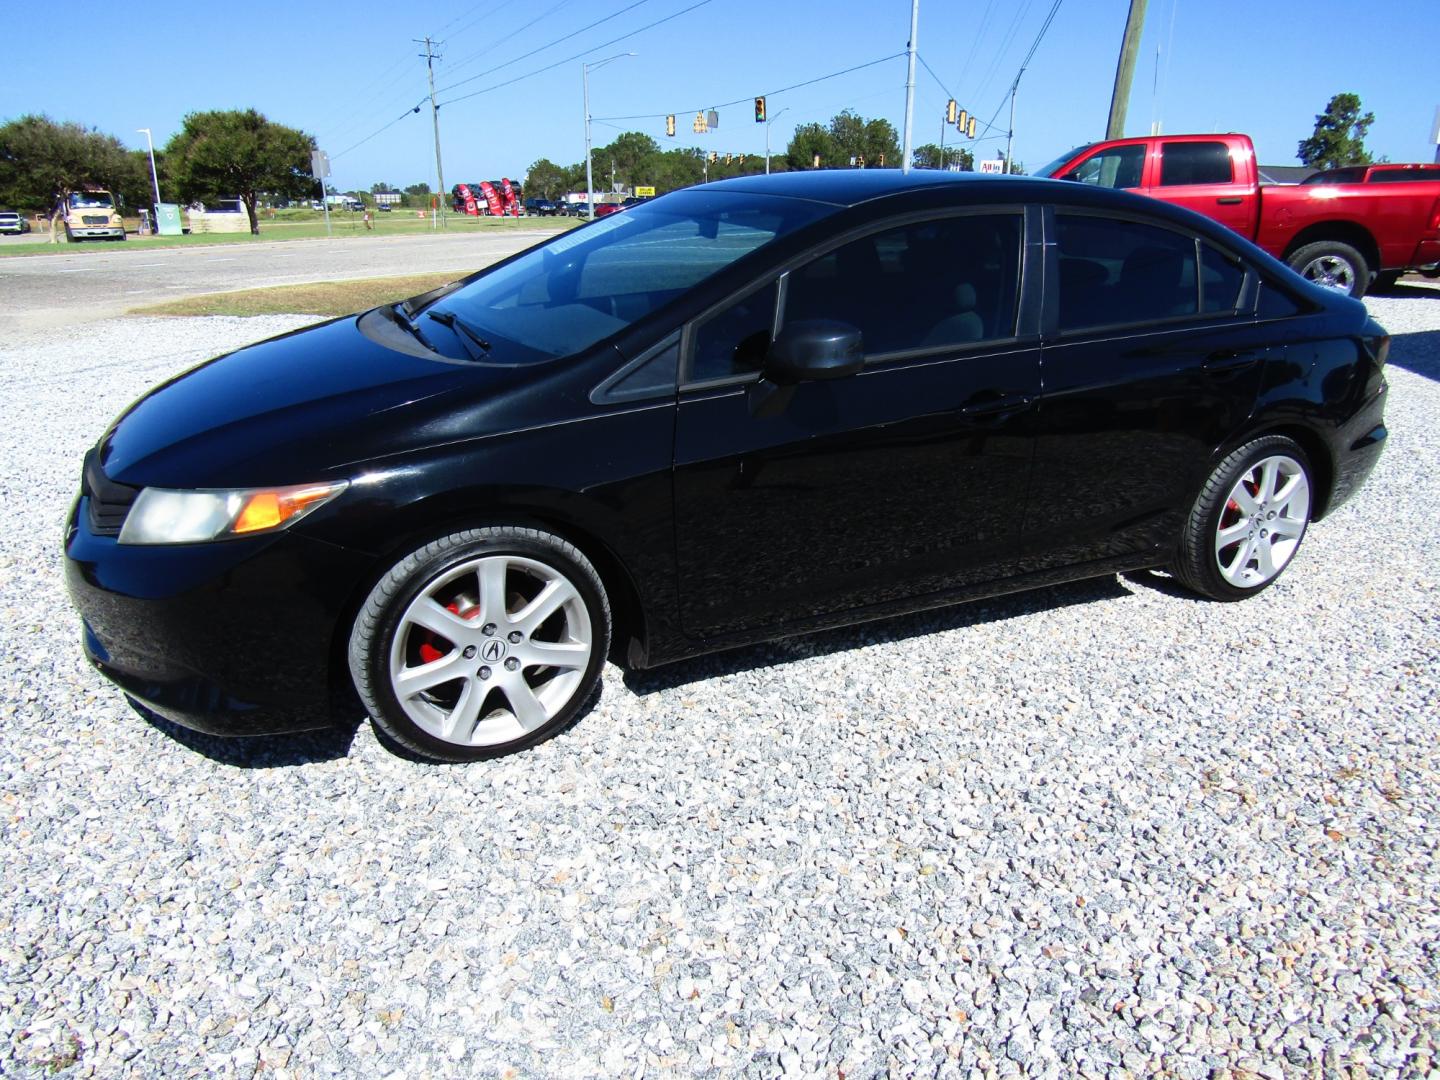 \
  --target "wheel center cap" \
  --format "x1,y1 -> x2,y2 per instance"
480,639 -> 507,663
